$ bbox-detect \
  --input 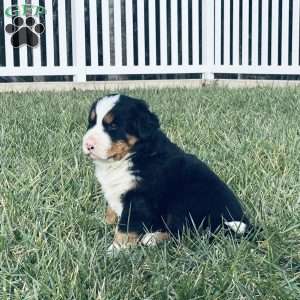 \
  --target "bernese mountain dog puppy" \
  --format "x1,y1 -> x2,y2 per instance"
82,94 -> 253,254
